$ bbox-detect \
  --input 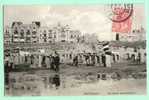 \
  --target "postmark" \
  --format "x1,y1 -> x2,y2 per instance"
109,4 -> 133,23
109,4 -> 133,33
